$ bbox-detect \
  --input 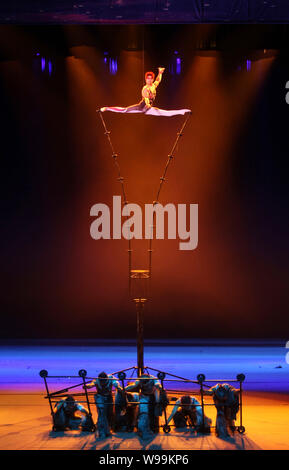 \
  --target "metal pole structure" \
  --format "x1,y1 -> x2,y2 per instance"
97,110 -> 132,294
79,370 -> 96,432
197,374 -> 206,431
97,110 -> 191,378
148,112 -> 191,279
39,370 -> 55,430
239,379 -> 243,429
135,299 -> 145,376
236,374 -> 245,433
157,373 -> 171,433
